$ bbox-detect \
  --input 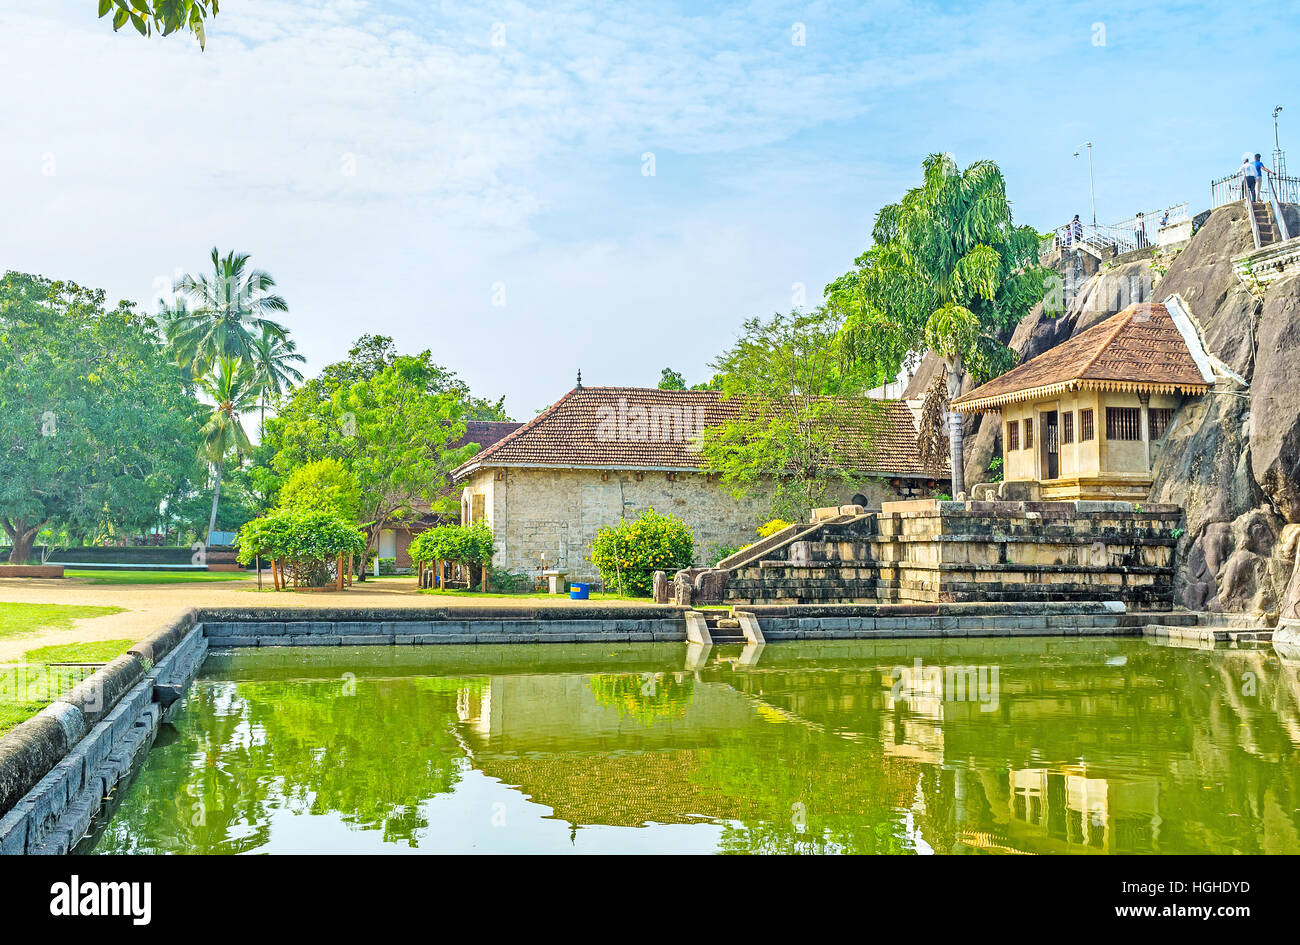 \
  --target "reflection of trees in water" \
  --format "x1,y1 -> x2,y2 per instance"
587,672 -> 695,725
97,676 -> 480,853
697,728 -> 922,855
